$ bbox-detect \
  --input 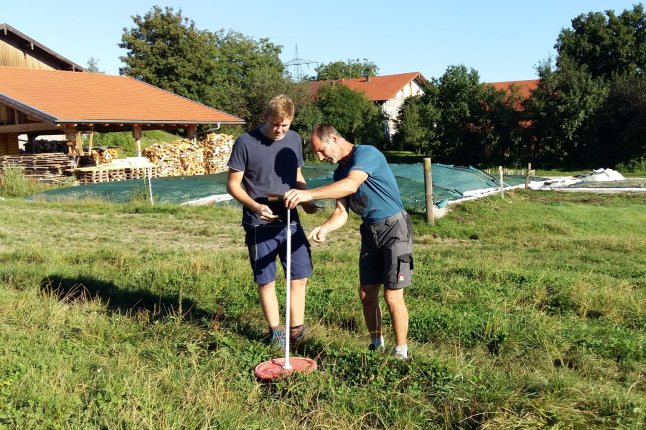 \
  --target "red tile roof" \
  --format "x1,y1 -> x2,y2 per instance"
487,79 -> 539,98
309,72 -> 427,102
0,67 -> 244,127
